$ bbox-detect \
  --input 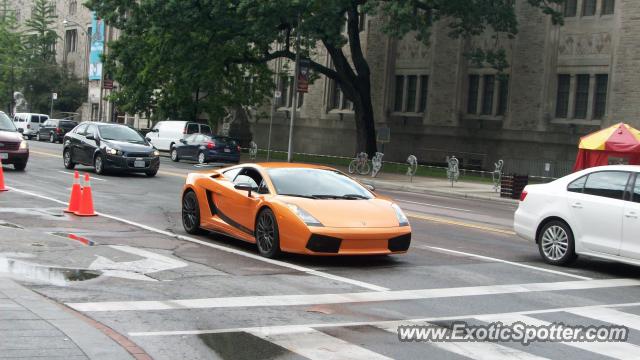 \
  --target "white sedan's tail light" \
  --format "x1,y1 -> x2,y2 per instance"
520,190 -> 528,202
